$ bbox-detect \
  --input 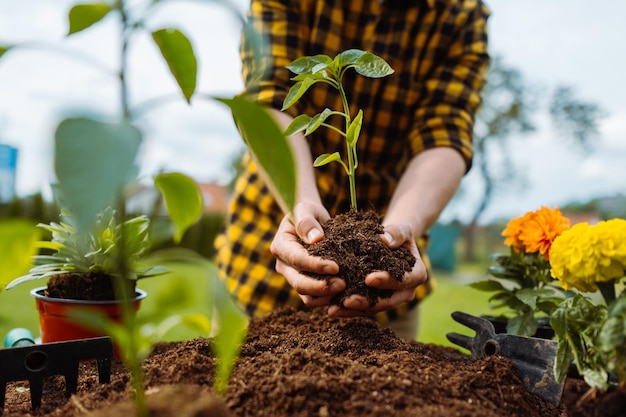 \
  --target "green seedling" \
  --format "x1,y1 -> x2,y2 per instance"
281,49 -> 394,211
